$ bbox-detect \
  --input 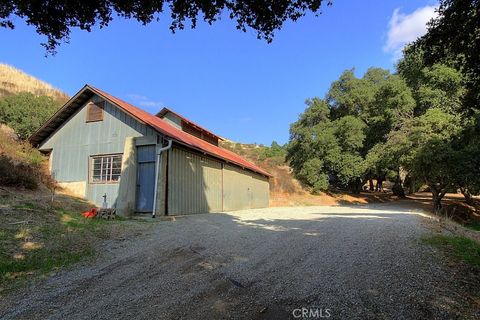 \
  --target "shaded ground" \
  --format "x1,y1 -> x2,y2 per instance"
0,186 -> 152,295
407,192 -> 480,220
270,190 -> 395,207
406,193 -> 480,243
1,202 -> 479,319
